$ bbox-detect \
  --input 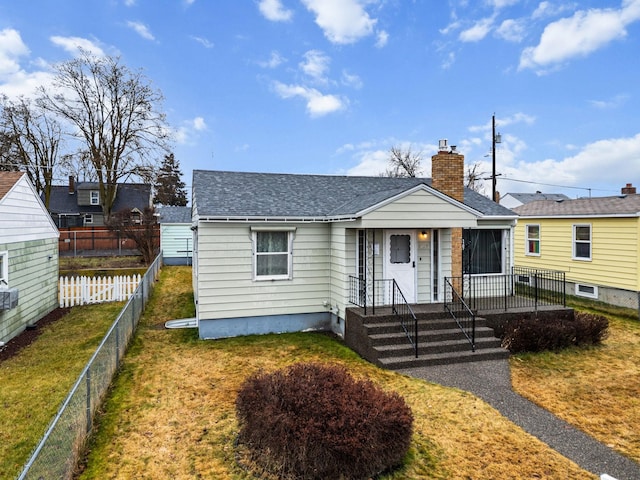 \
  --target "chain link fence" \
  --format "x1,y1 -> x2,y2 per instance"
16,253 -> 163,480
